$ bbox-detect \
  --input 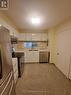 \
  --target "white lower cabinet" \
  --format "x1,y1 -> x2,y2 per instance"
12,58 -> 18,83
24,51 -> 39,63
